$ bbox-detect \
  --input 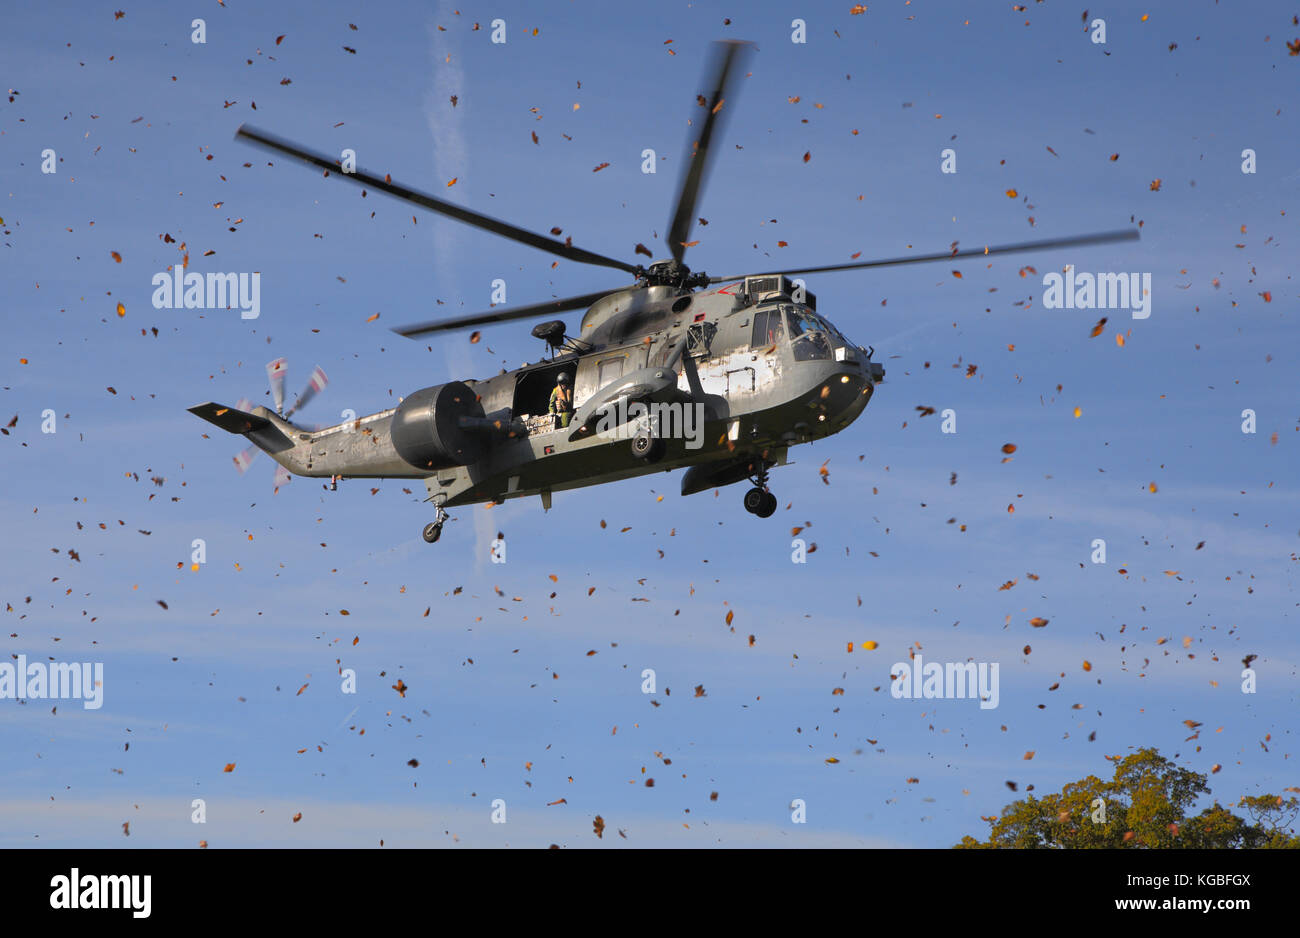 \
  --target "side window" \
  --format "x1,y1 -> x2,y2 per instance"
751,308 -> 784,347
598,357 -> 624,387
